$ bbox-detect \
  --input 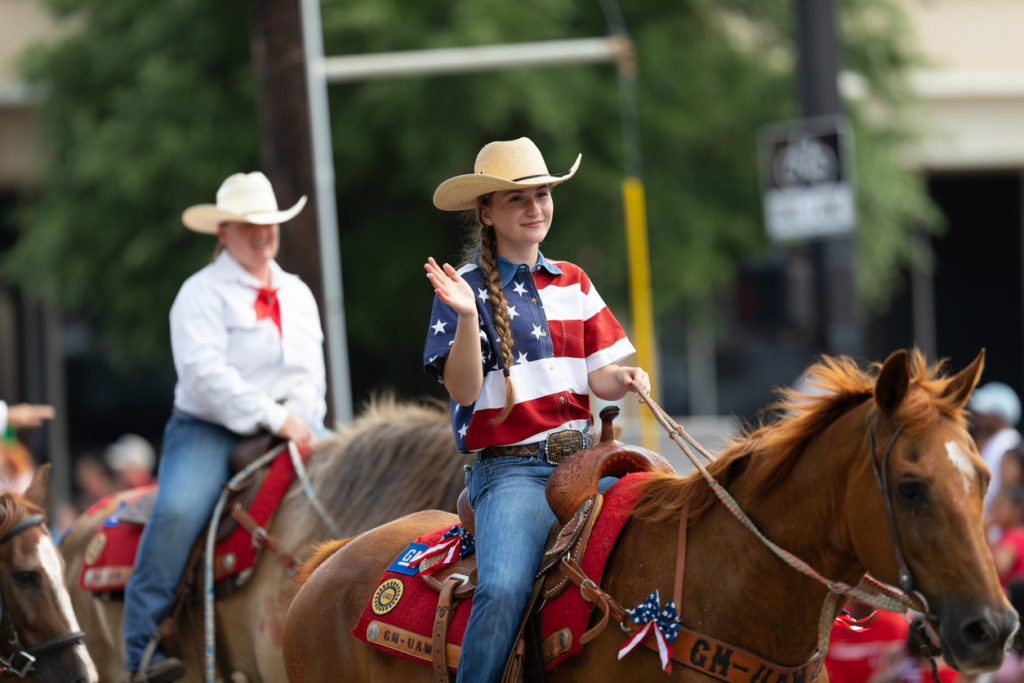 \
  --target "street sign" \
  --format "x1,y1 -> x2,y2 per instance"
758,114 -> 856,242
